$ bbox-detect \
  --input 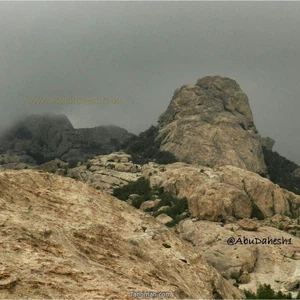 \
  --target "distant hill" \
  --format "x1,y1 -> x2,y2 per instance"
0,113 -> 134,165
